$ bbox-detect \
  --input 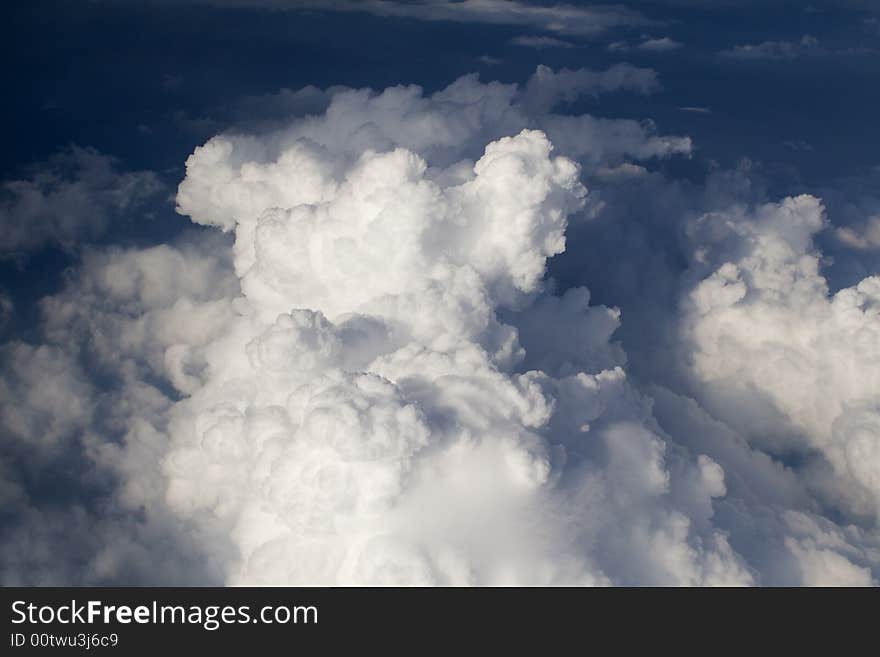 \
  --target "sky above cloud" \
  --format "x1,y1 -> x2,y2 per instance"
2,0 -> 880,585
